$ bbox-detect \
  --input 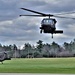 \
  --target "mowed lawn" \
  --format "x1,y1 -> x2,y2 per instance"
0,58 -> 75,73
